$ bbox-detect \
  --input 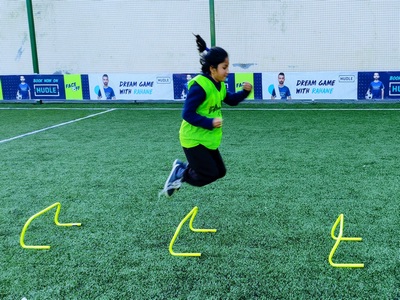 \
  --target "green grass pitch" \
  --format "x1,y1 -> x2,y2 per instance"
0,103 -> 399,299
